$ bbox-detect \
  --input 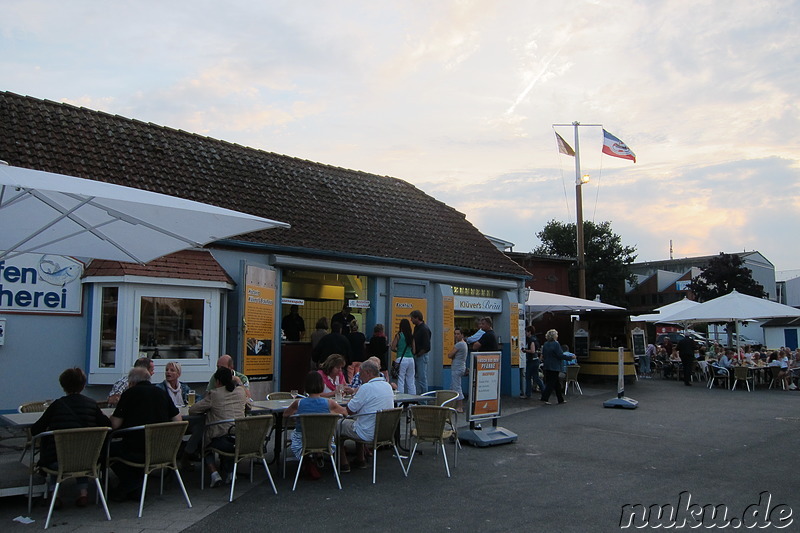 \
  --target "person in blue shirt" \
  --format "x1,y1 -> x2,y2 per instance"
540,330 -> 575,405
